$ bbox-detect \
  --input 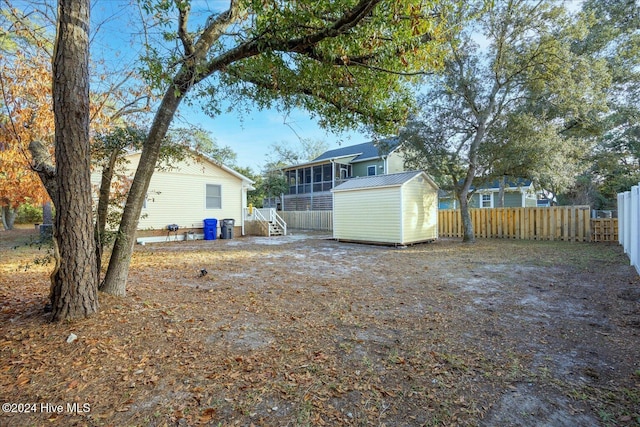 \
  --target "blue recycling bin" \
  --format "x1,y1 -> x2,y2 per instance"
203,218 -> 218,240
